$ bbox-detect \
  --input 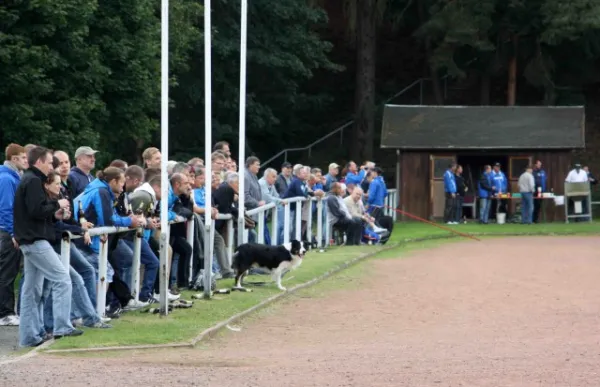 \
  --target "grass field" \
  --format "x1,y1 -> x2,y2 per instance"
47,220 -> 599,351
